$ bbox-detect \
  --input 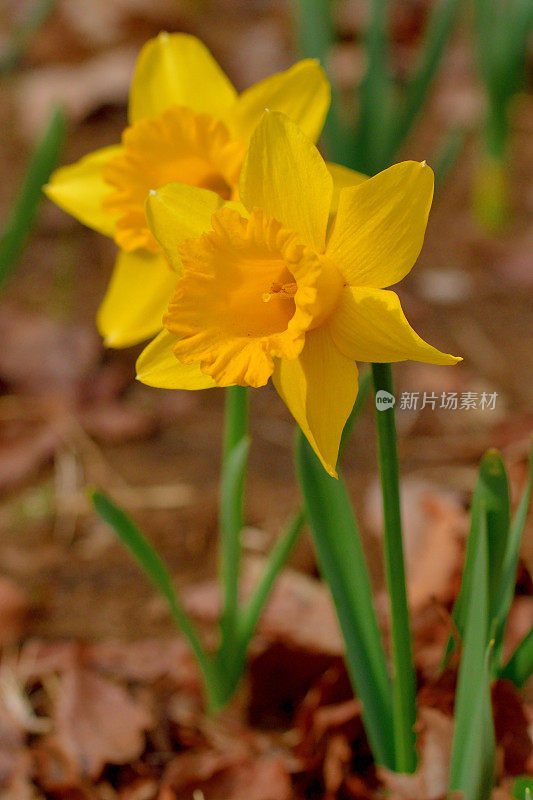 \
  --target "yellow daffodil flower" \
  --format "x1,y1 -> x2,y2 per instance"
136,112 -> 461,476
44,33 -> 335,347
